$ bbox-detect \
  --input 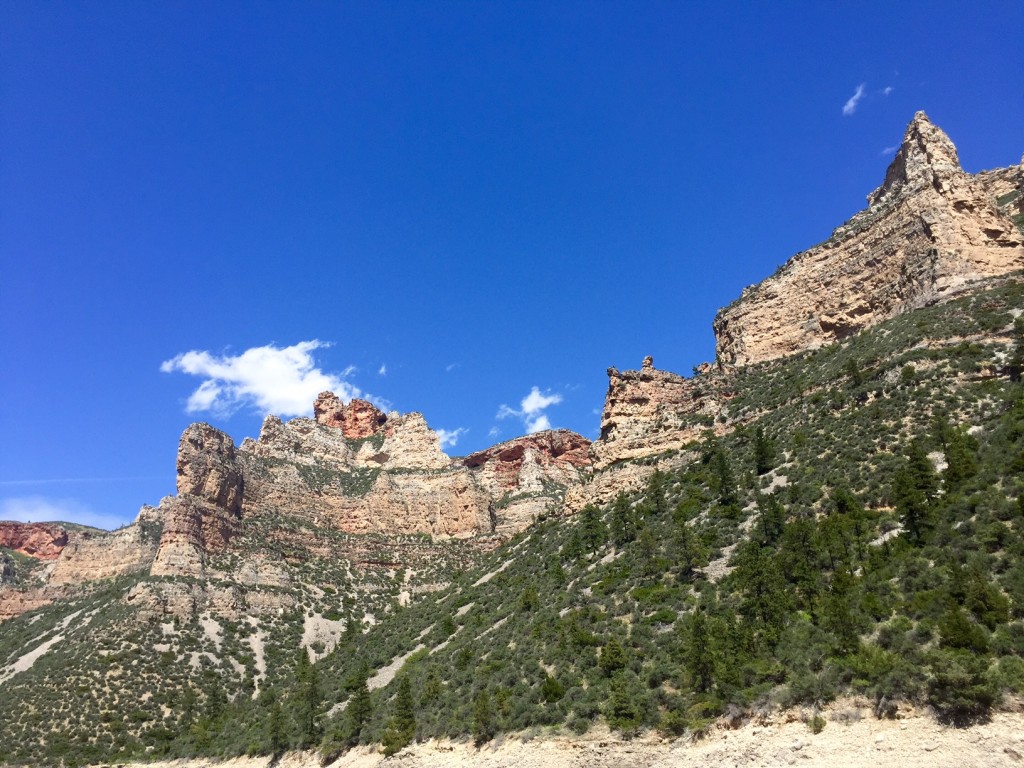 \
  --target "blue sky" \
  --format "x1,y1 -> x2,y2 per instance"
2,2 -> 1022,529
